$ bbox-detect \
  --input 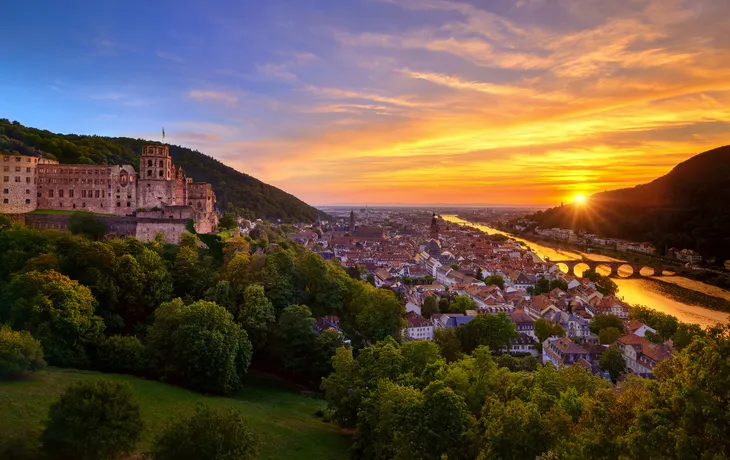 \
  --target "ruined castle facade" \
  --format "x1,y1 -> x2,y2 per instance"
1,144 -> 218,238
